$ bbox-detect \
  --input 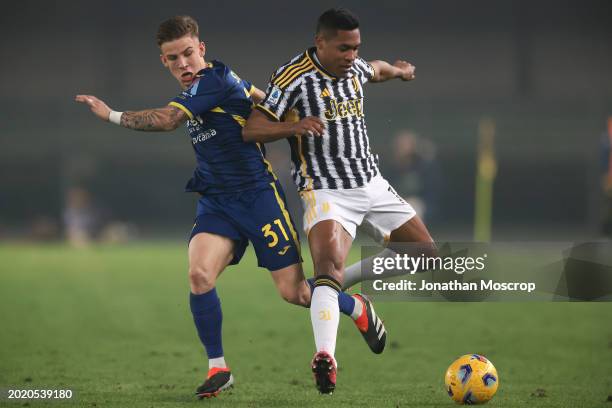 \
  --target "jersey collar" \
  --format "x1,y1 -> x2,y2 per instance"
307,47 -> 350,80
195,61 -> 214,78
